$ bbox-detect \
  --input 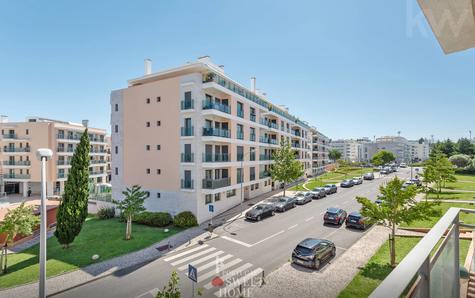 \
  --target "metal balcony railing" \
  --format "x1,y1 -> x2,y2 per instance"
181,153 -> 194,163
250,134 -> 256,142
181,179 -> 194,189
237,110 -> 244,118
202,153 -> 230,163
202,127 -> 230,138
3,160 -> 31,166
3,147 -> 30,152
181,126 -> 194,137
202,177 -> 231,189
3,174 -> 31,179
202,100 -> 231,114
180,99 -> 194,110
370,207 -> 471,298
